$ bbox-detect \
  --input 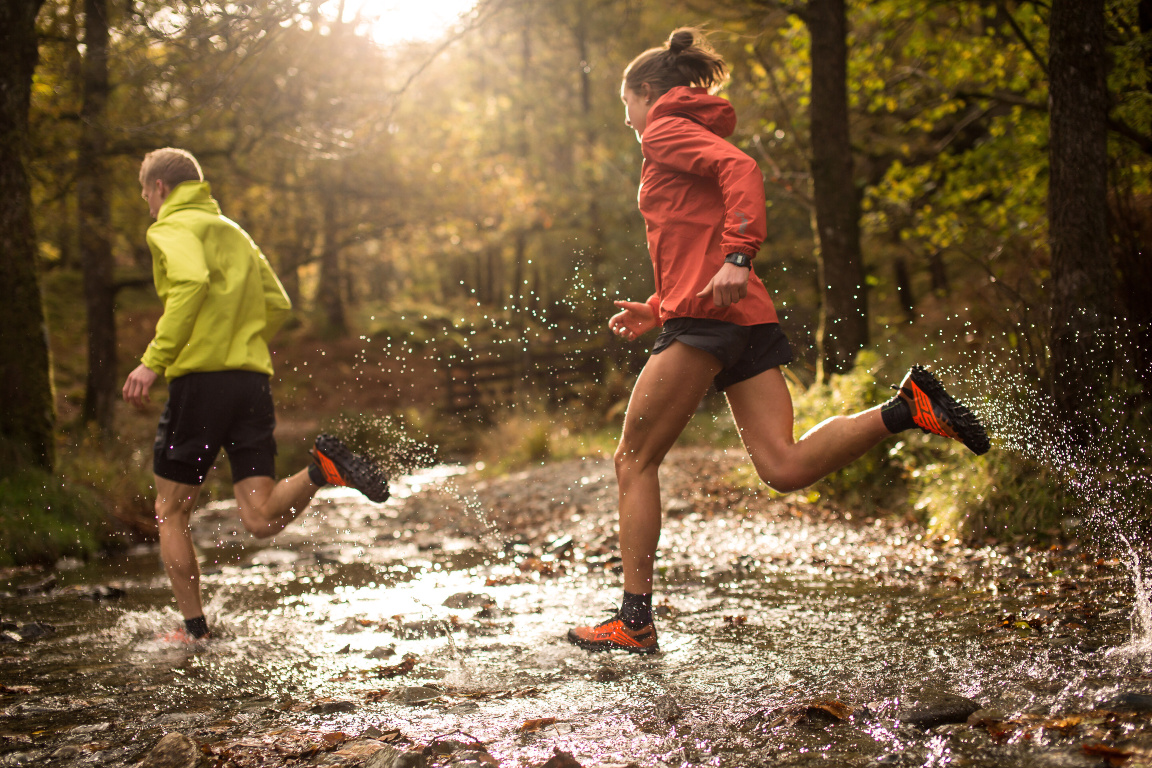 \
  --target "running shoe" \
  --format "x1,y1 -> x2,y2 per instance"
158,627 -> 210,643
894,366 -> 990,455
567,615 -> 659,654
311,434 -> 391,503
